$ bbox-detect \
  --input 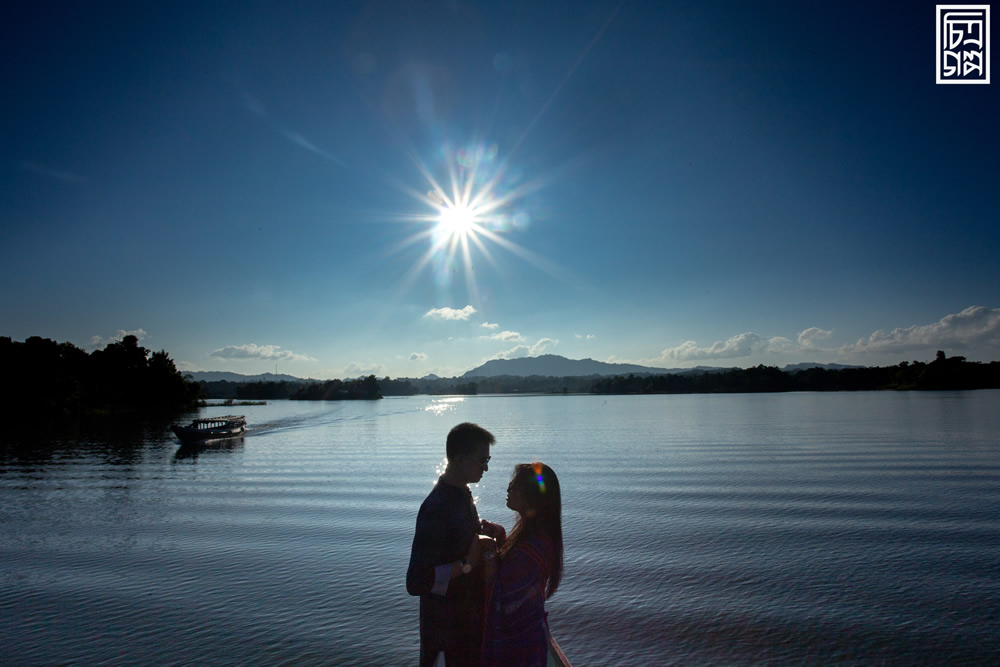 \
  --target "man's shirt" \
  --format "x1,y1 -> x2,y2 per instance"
407,478 -> 483,665
406,478 -> 480,596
